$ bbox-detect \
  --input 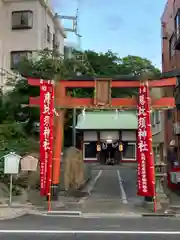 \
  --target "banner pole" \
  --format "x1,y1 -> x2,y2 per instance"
48,80 -> 54,212
154,195 -> 157,212
146,80 -> 156,213
48,192 -> 51,211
